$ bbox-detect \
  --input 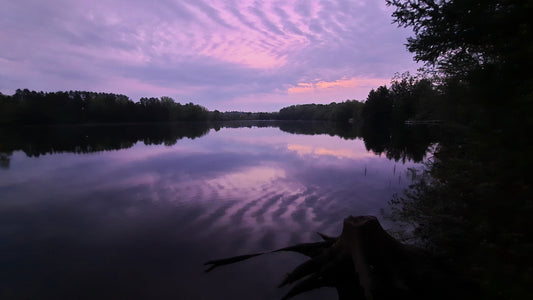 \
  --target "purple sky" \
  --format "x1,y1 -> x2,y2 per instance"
1,0 -> 418,112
